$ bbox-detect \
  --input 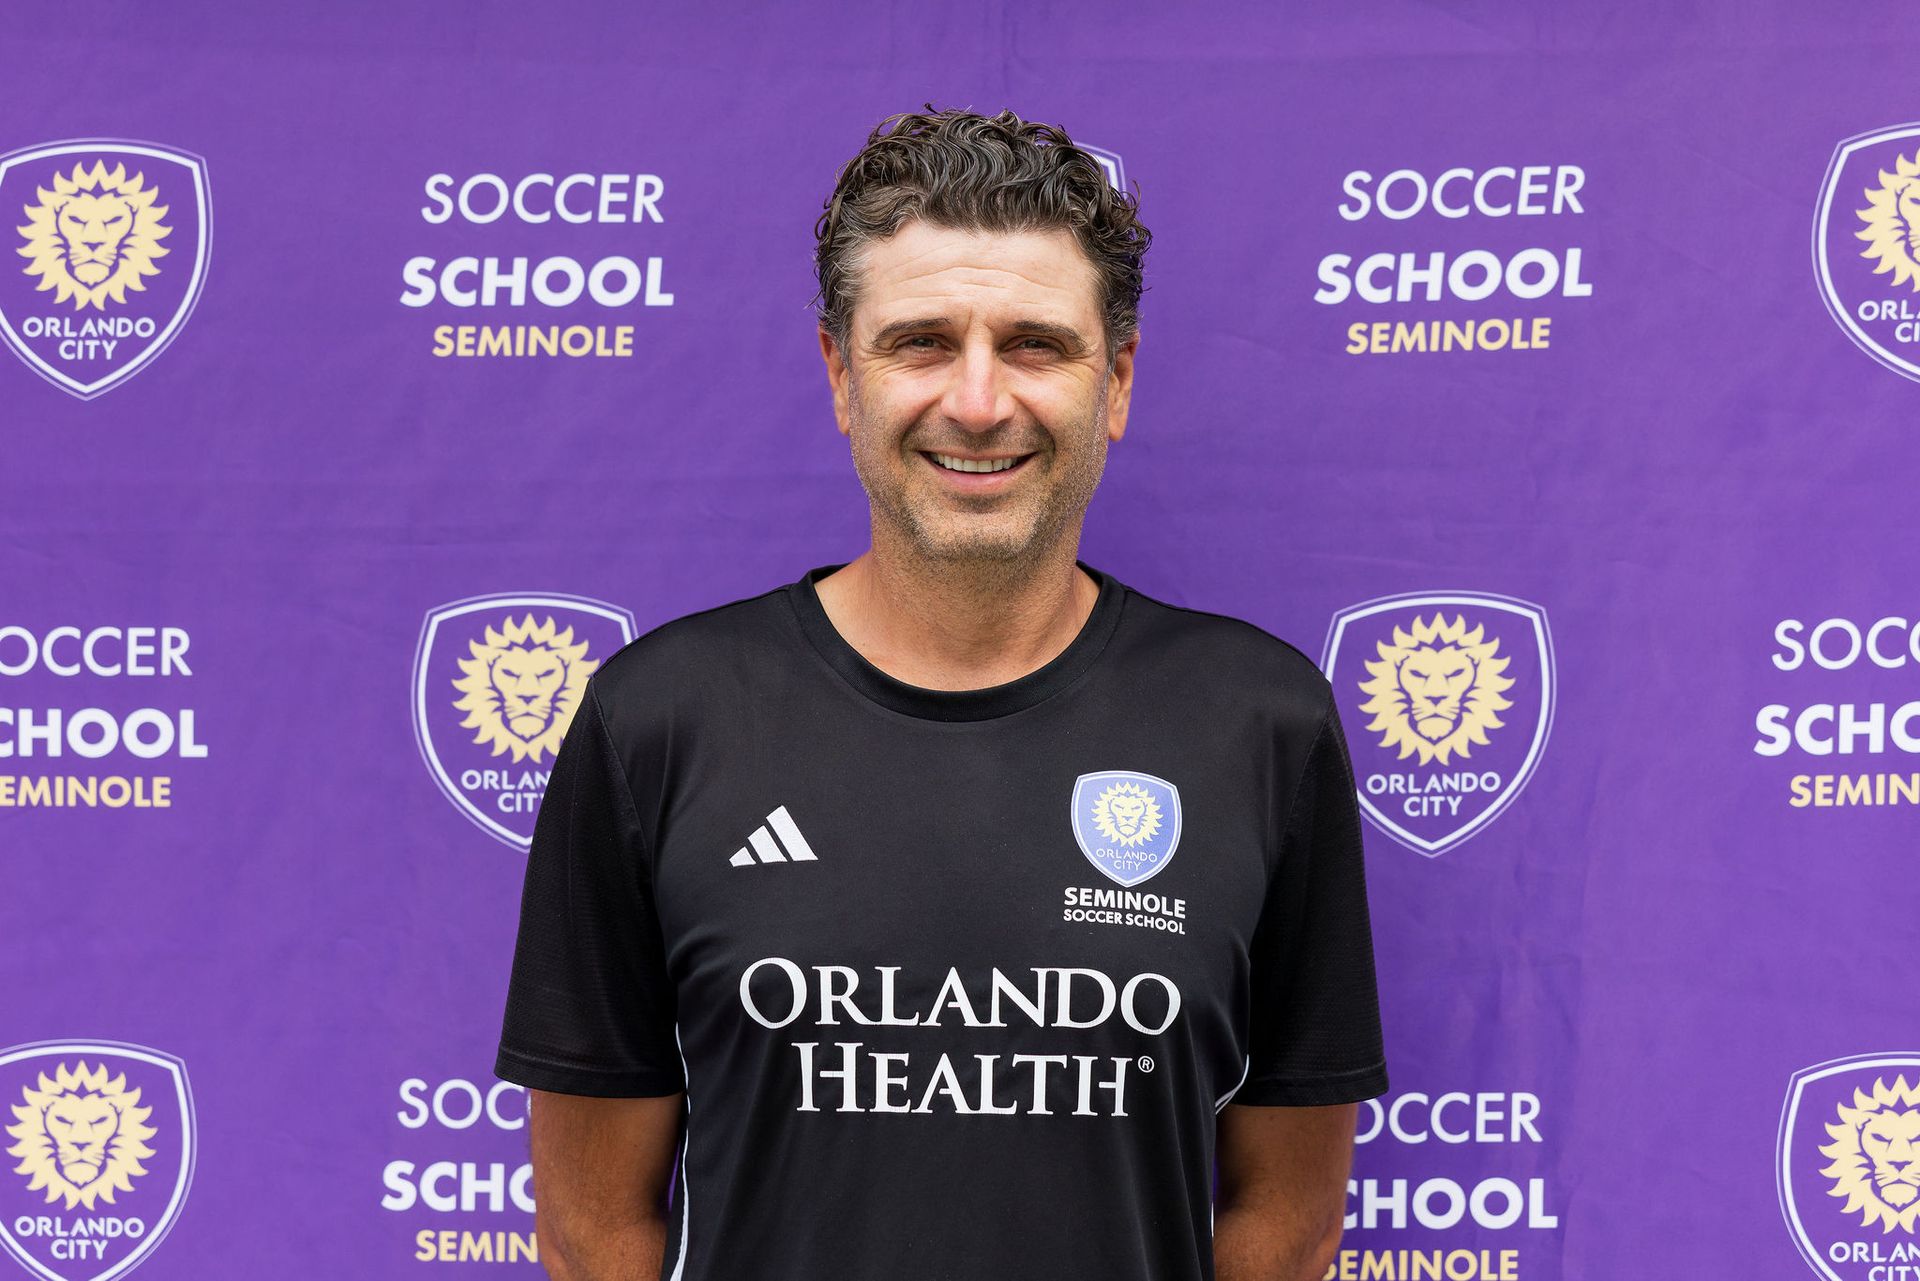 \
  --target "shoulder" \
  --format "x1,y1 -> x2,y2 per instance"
1113,579 -> 1335,731
587,577 -> 796,716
